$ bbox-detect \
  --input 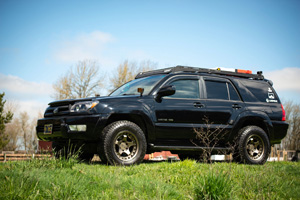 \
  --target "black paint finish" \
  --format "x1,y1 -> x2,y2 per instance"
36,70 -> 289,153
